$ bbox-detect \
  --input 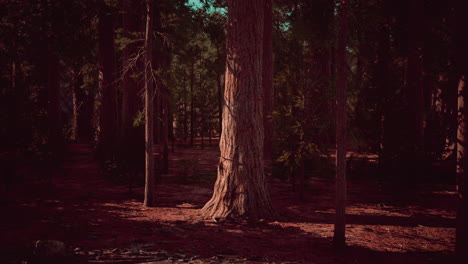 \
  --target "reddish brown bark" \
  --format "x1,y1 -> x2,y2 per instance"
263,0 -> 273,161
201,0 -> 274,222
